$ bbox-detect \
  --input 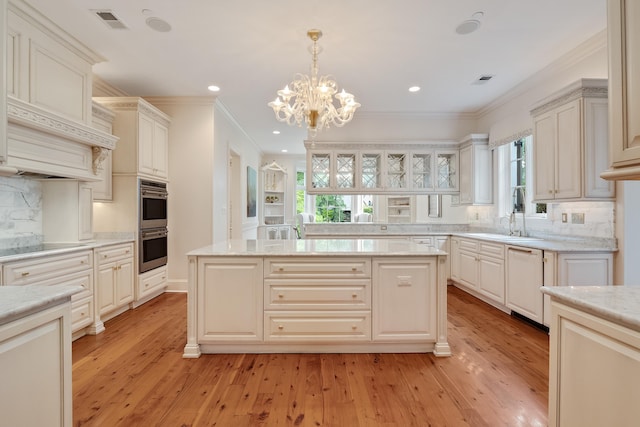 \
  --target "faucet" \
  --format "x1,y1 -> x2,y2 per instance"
510,187 -> 527,237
